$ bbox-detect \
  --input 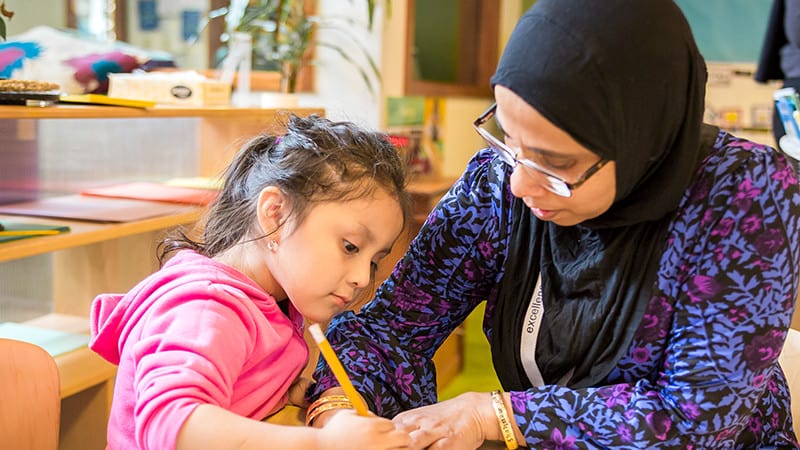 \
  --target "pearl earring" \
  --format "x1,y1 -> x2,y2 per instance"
267,240 -> 279,252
